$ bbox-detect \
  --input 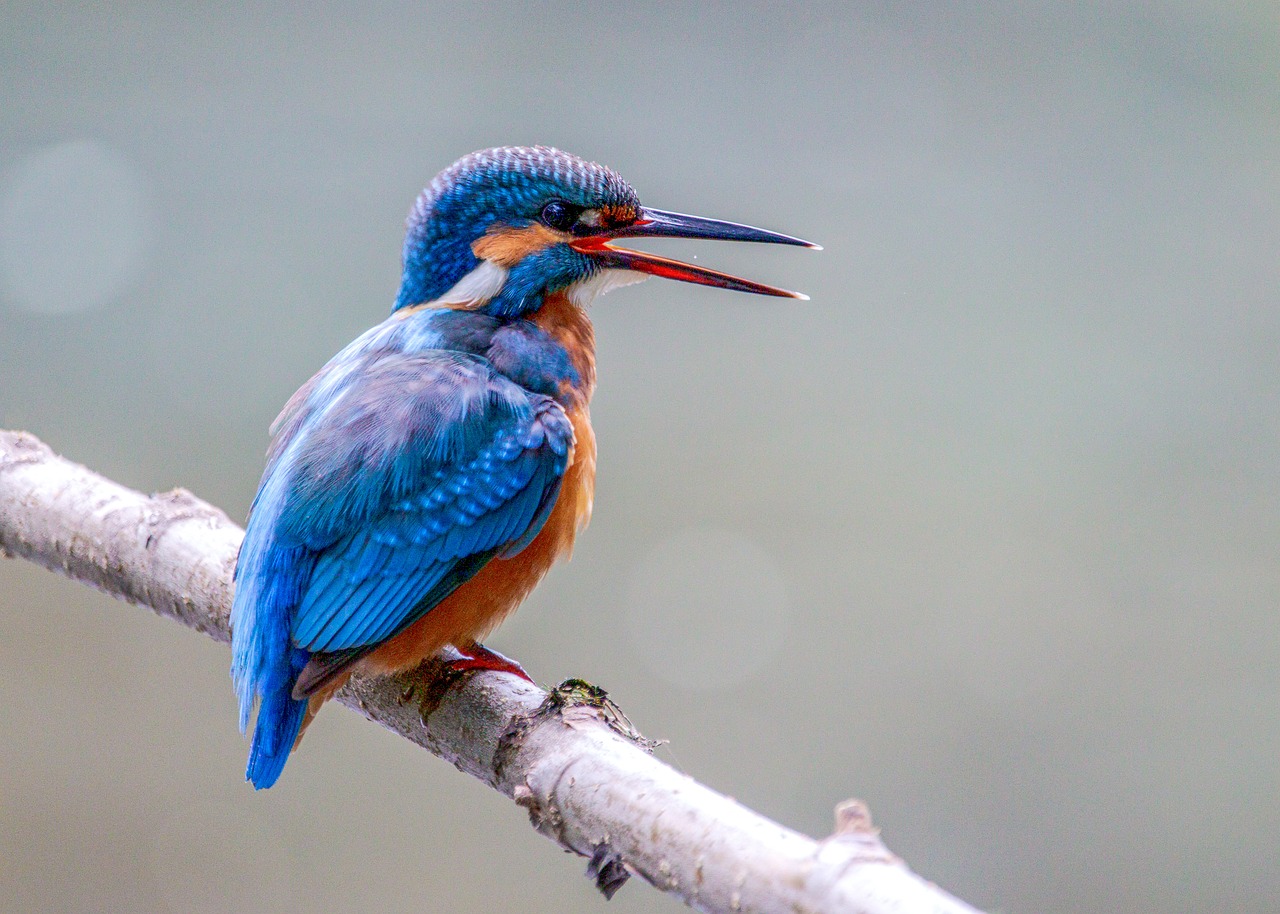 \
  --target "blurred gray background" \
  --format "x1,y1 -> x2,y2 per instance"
2,3 -> 1277,912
